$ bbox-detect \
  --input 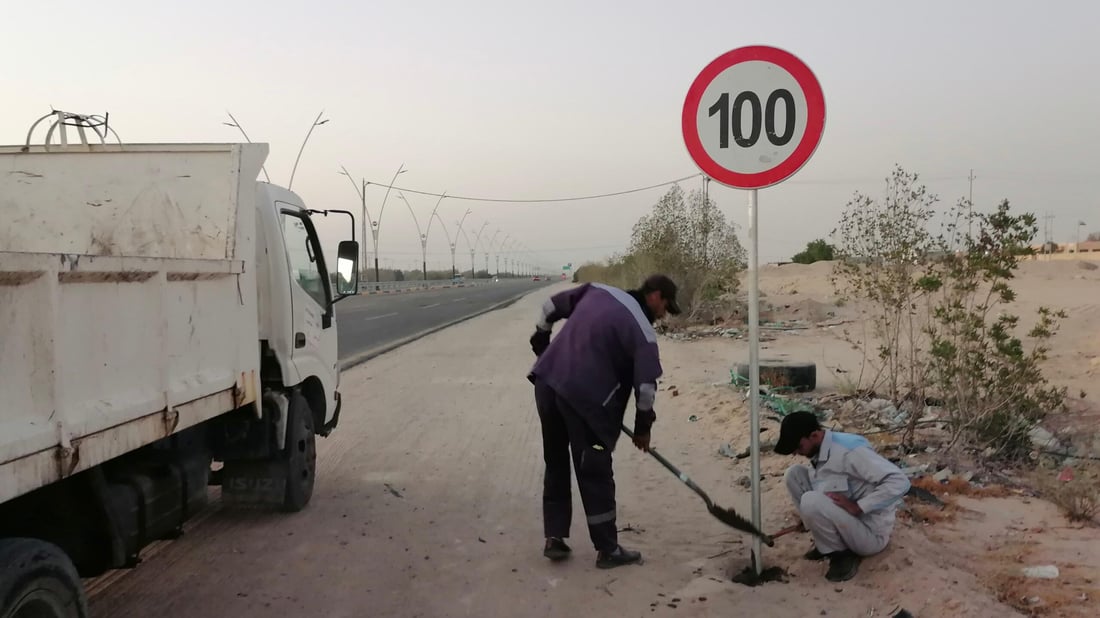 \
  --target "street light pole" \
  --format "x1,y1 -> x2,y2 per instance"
338,166 -> 376,284
422,191 -> 448,280
288,110 -> 330,191
471,222 -> 488,278
453,209 -> 472,279
374,164 -> 407,286
396,194 -> 427,282
485,229 -> 501,277
496,234 -> 510,277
